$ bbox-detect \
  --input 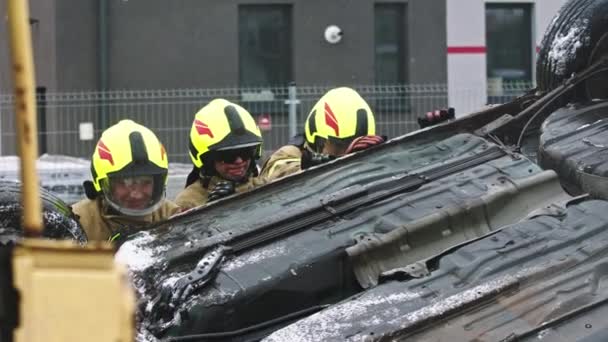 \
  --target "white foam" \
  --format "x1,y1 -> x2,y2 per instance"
115,231 -> 165,272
